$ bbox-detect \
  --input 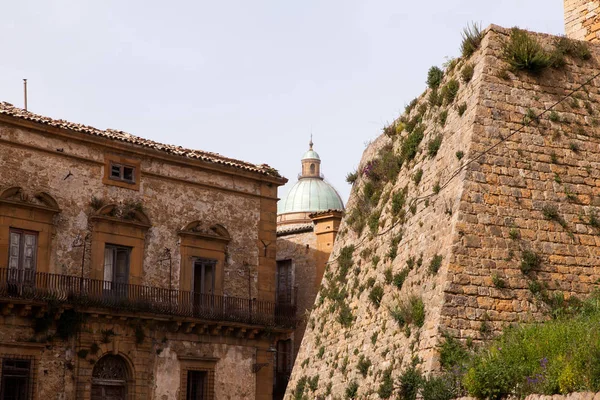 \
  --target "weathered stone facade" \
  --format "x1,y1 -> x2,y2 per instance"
286,25 -> 600,399
0,103 -> 293,399
565,0 -> 600,42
